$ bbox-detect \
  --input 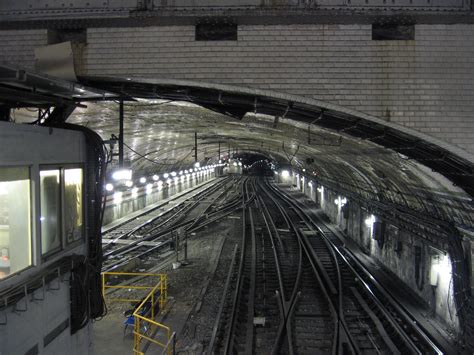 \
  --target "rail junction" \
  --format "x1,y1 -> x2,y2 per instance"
100,175 -> 453,354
